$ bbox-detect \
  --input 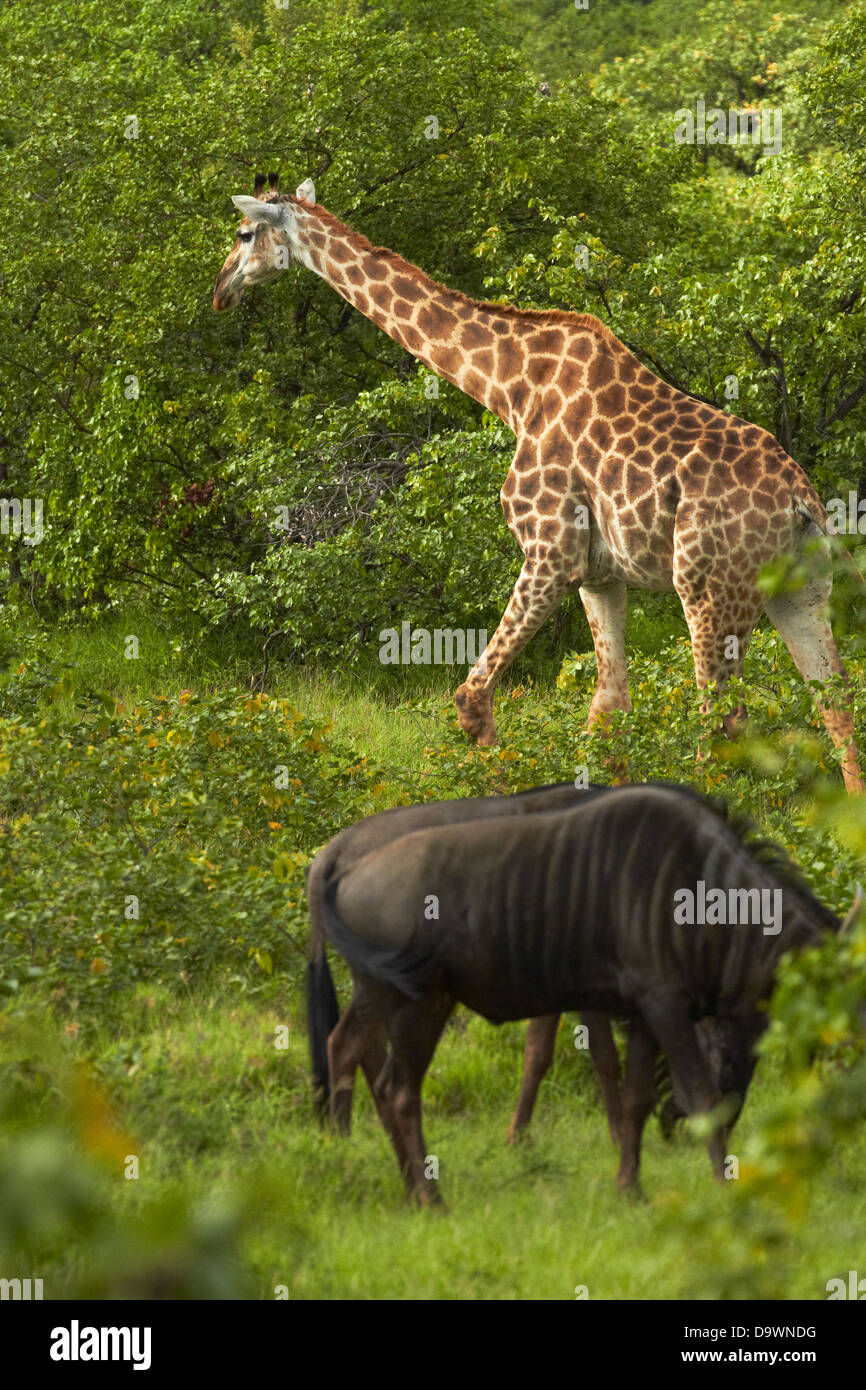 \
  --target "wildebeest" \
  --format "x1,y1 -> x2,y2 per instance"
307,782 -> 723,1148
306,782 -> 627,1142
309,783 -> 846,1202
